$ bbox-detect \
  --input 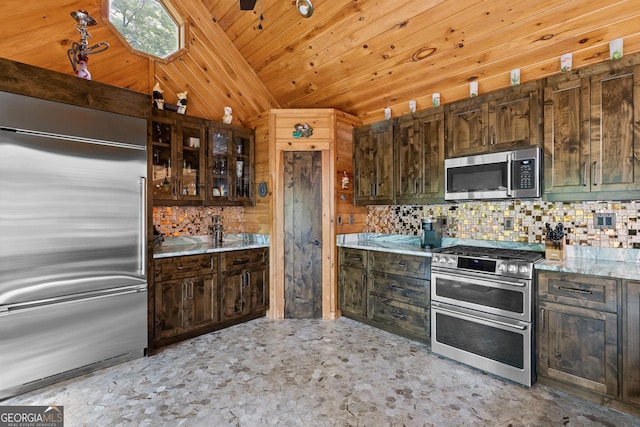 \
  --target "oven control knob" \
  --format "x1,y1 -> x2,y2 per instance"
448,258 -> 456,265
498,264 -> 507,272
519,265 -> 529,275
508,264 -> 518,274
